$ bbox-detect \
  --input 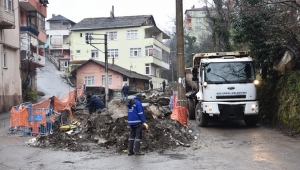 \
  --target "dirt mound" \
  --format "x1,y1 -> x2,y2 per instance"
38,102 -> 193,153
37,87 -> 193,153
